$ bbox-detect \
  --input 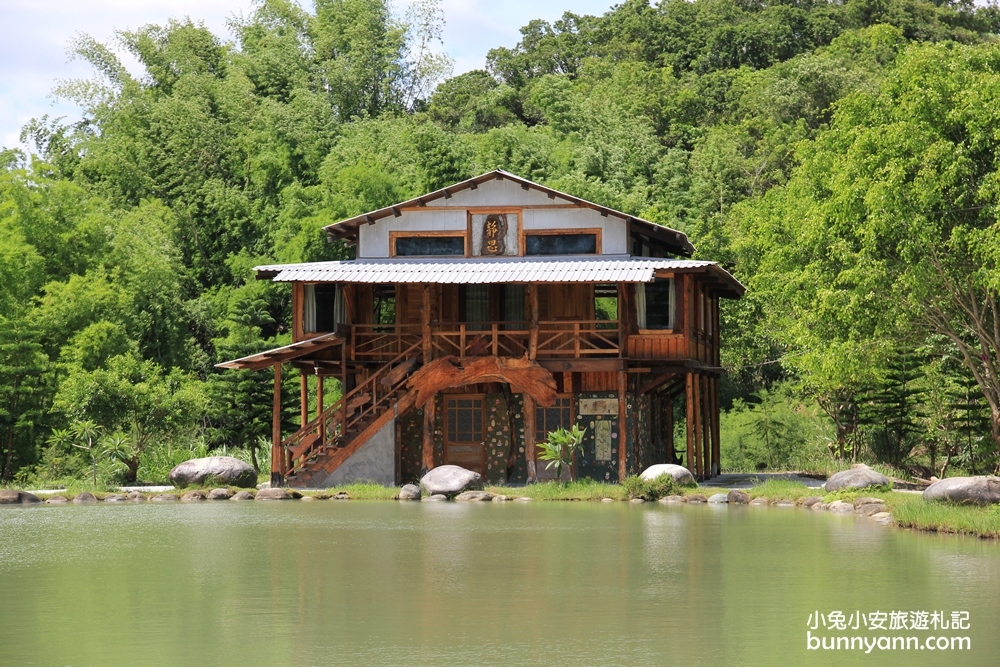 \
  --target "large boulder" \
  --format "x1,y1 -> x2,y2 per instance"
398,484 -> 421,501
823,464 -> 891,492
639,464 -> 697,487
73,492 -> 98,504
419,465 -> 482,498
454,490 -> 493,502
922,476 -> 1000,506
169,456 -> 256,489
0,490 -> 39,505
